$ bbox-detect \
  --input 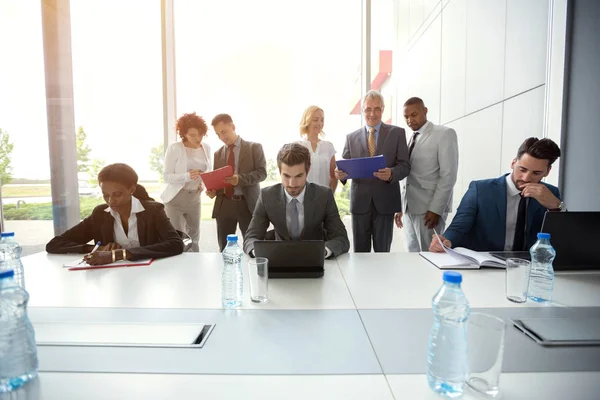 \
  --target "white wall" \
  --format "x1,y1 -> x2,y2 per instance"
393,0 -> 552,211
